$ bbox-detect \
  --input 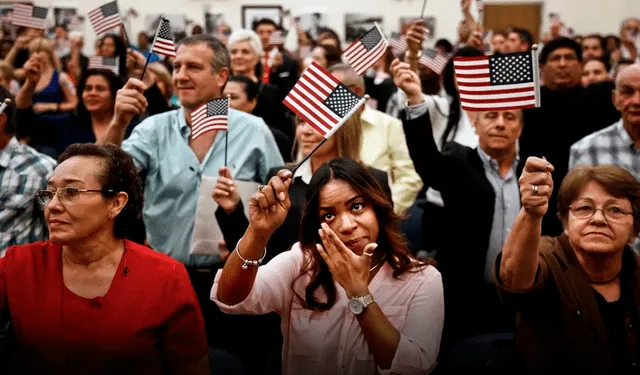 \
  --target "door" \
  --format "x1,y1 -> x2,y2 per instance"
483,3 -> 542,43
